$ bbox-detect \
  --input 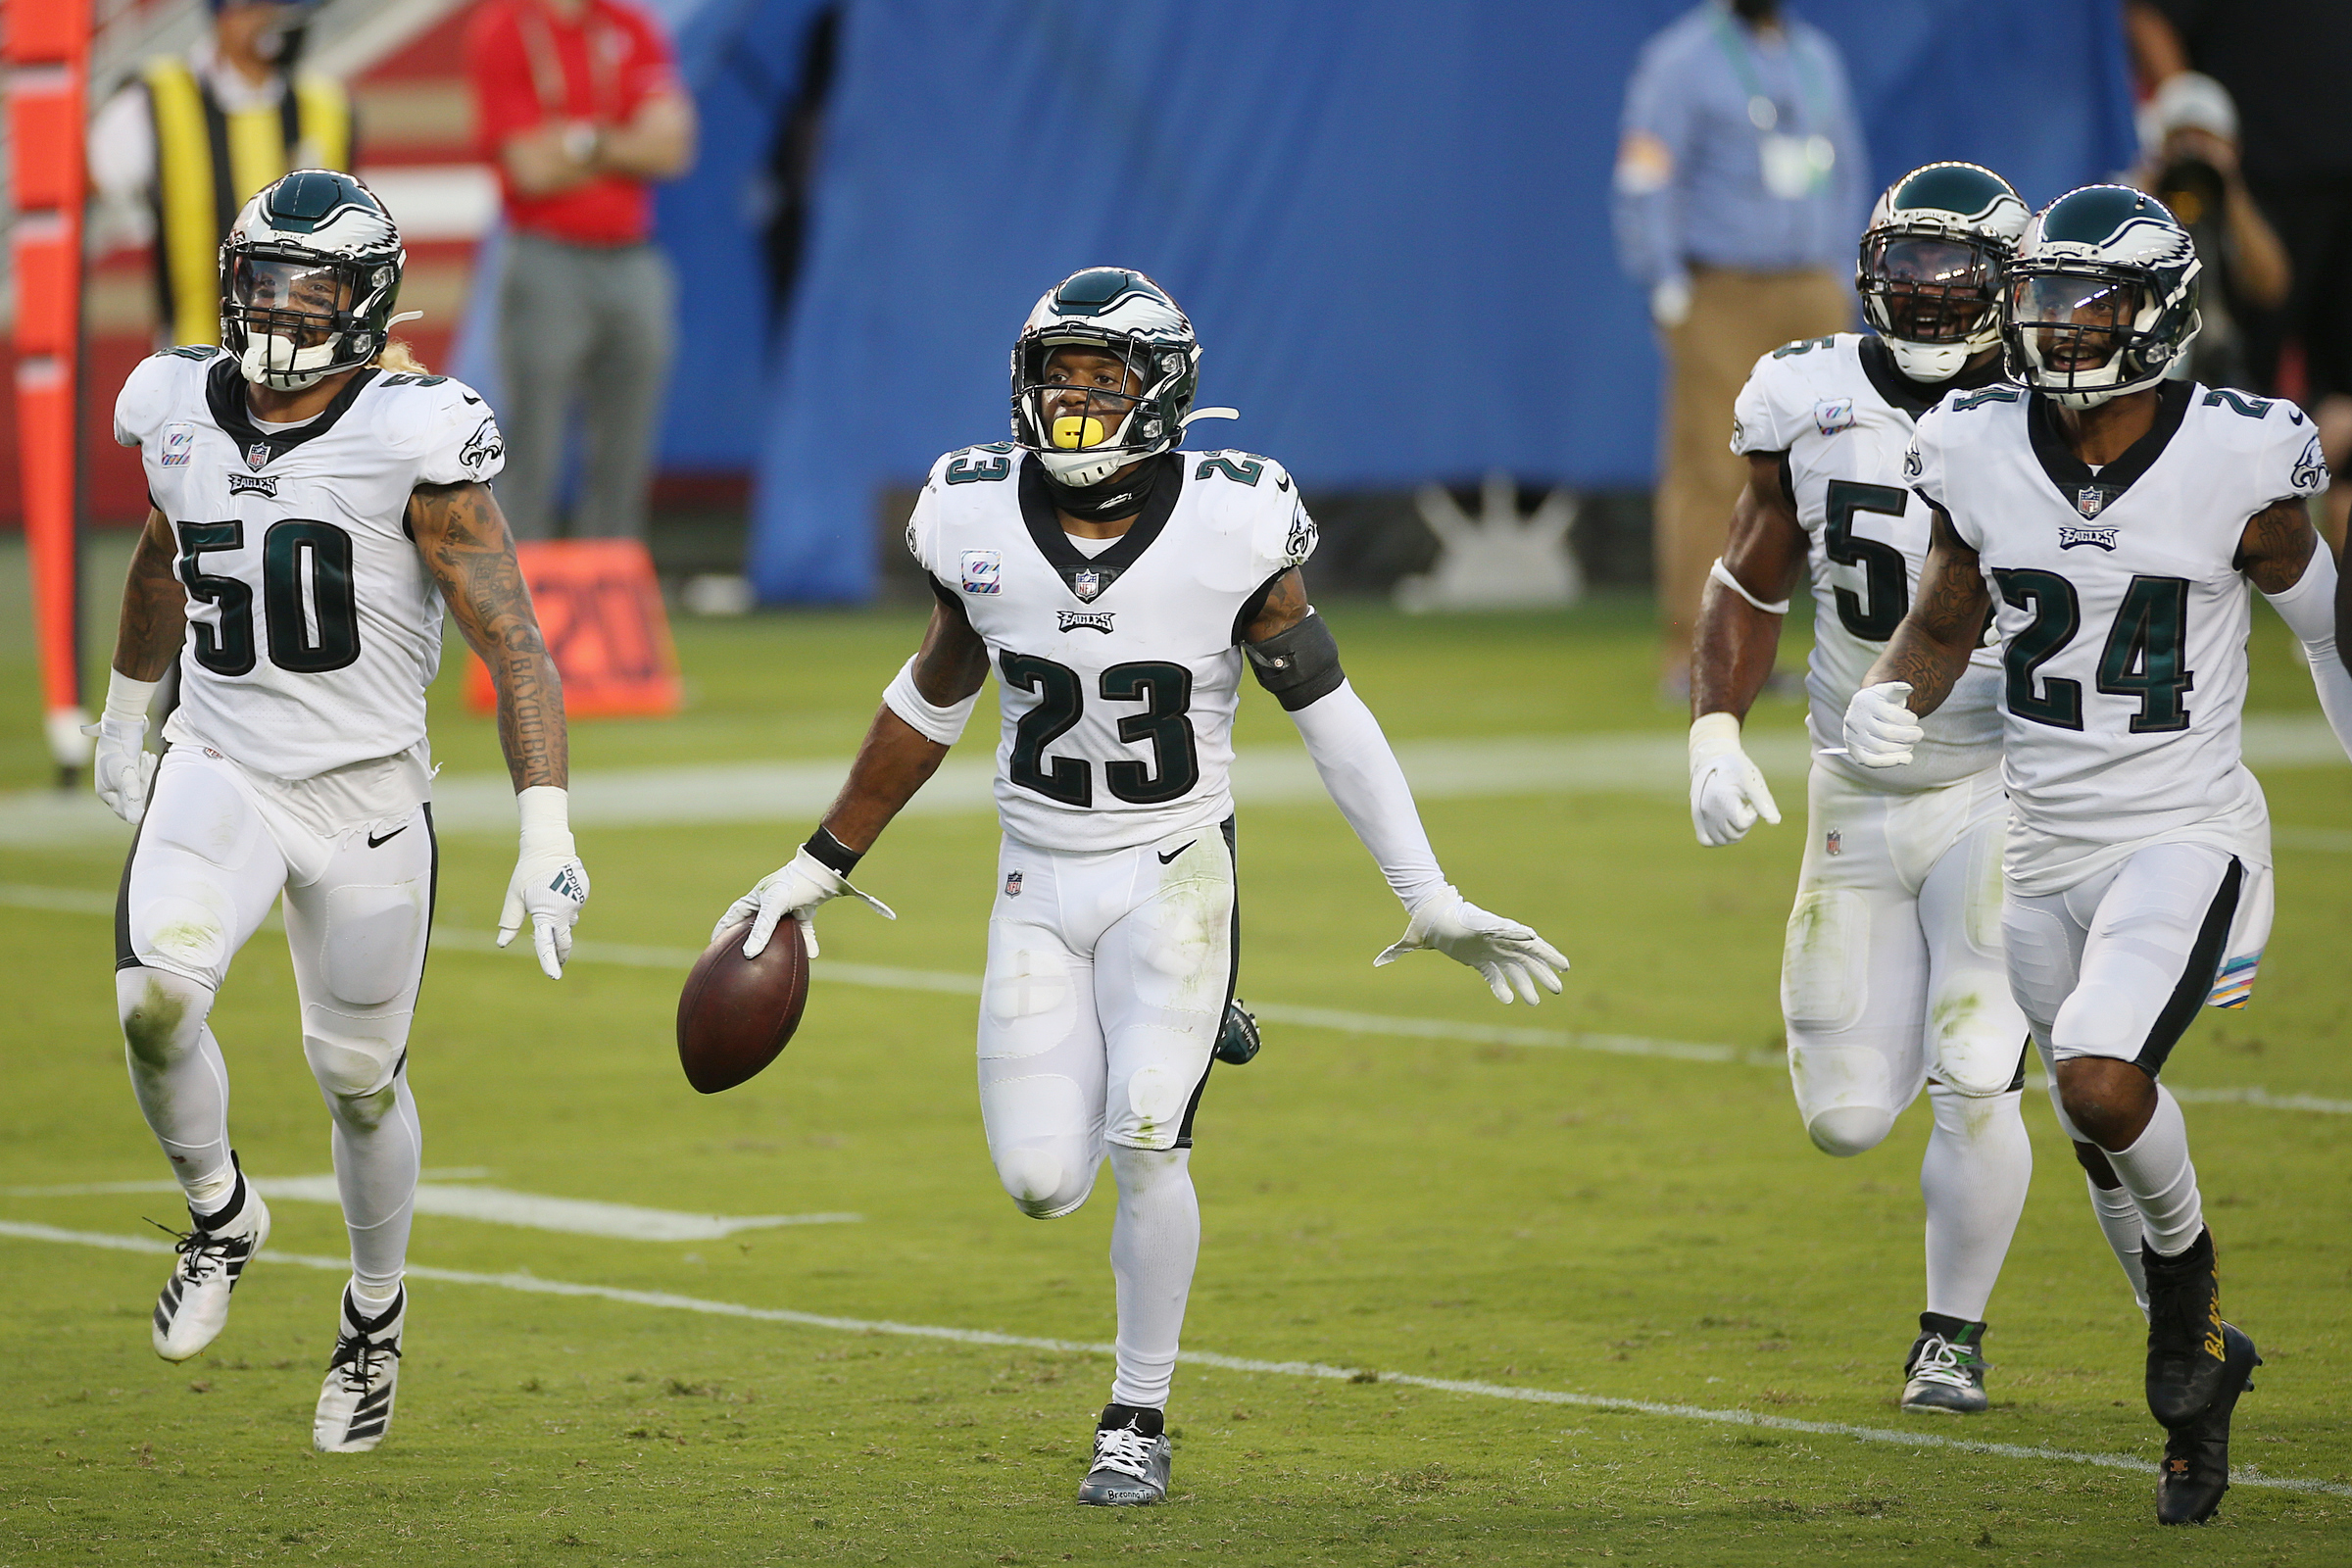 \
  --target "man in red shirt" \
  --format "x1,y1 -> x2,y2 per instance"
467,0 -> 695,540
